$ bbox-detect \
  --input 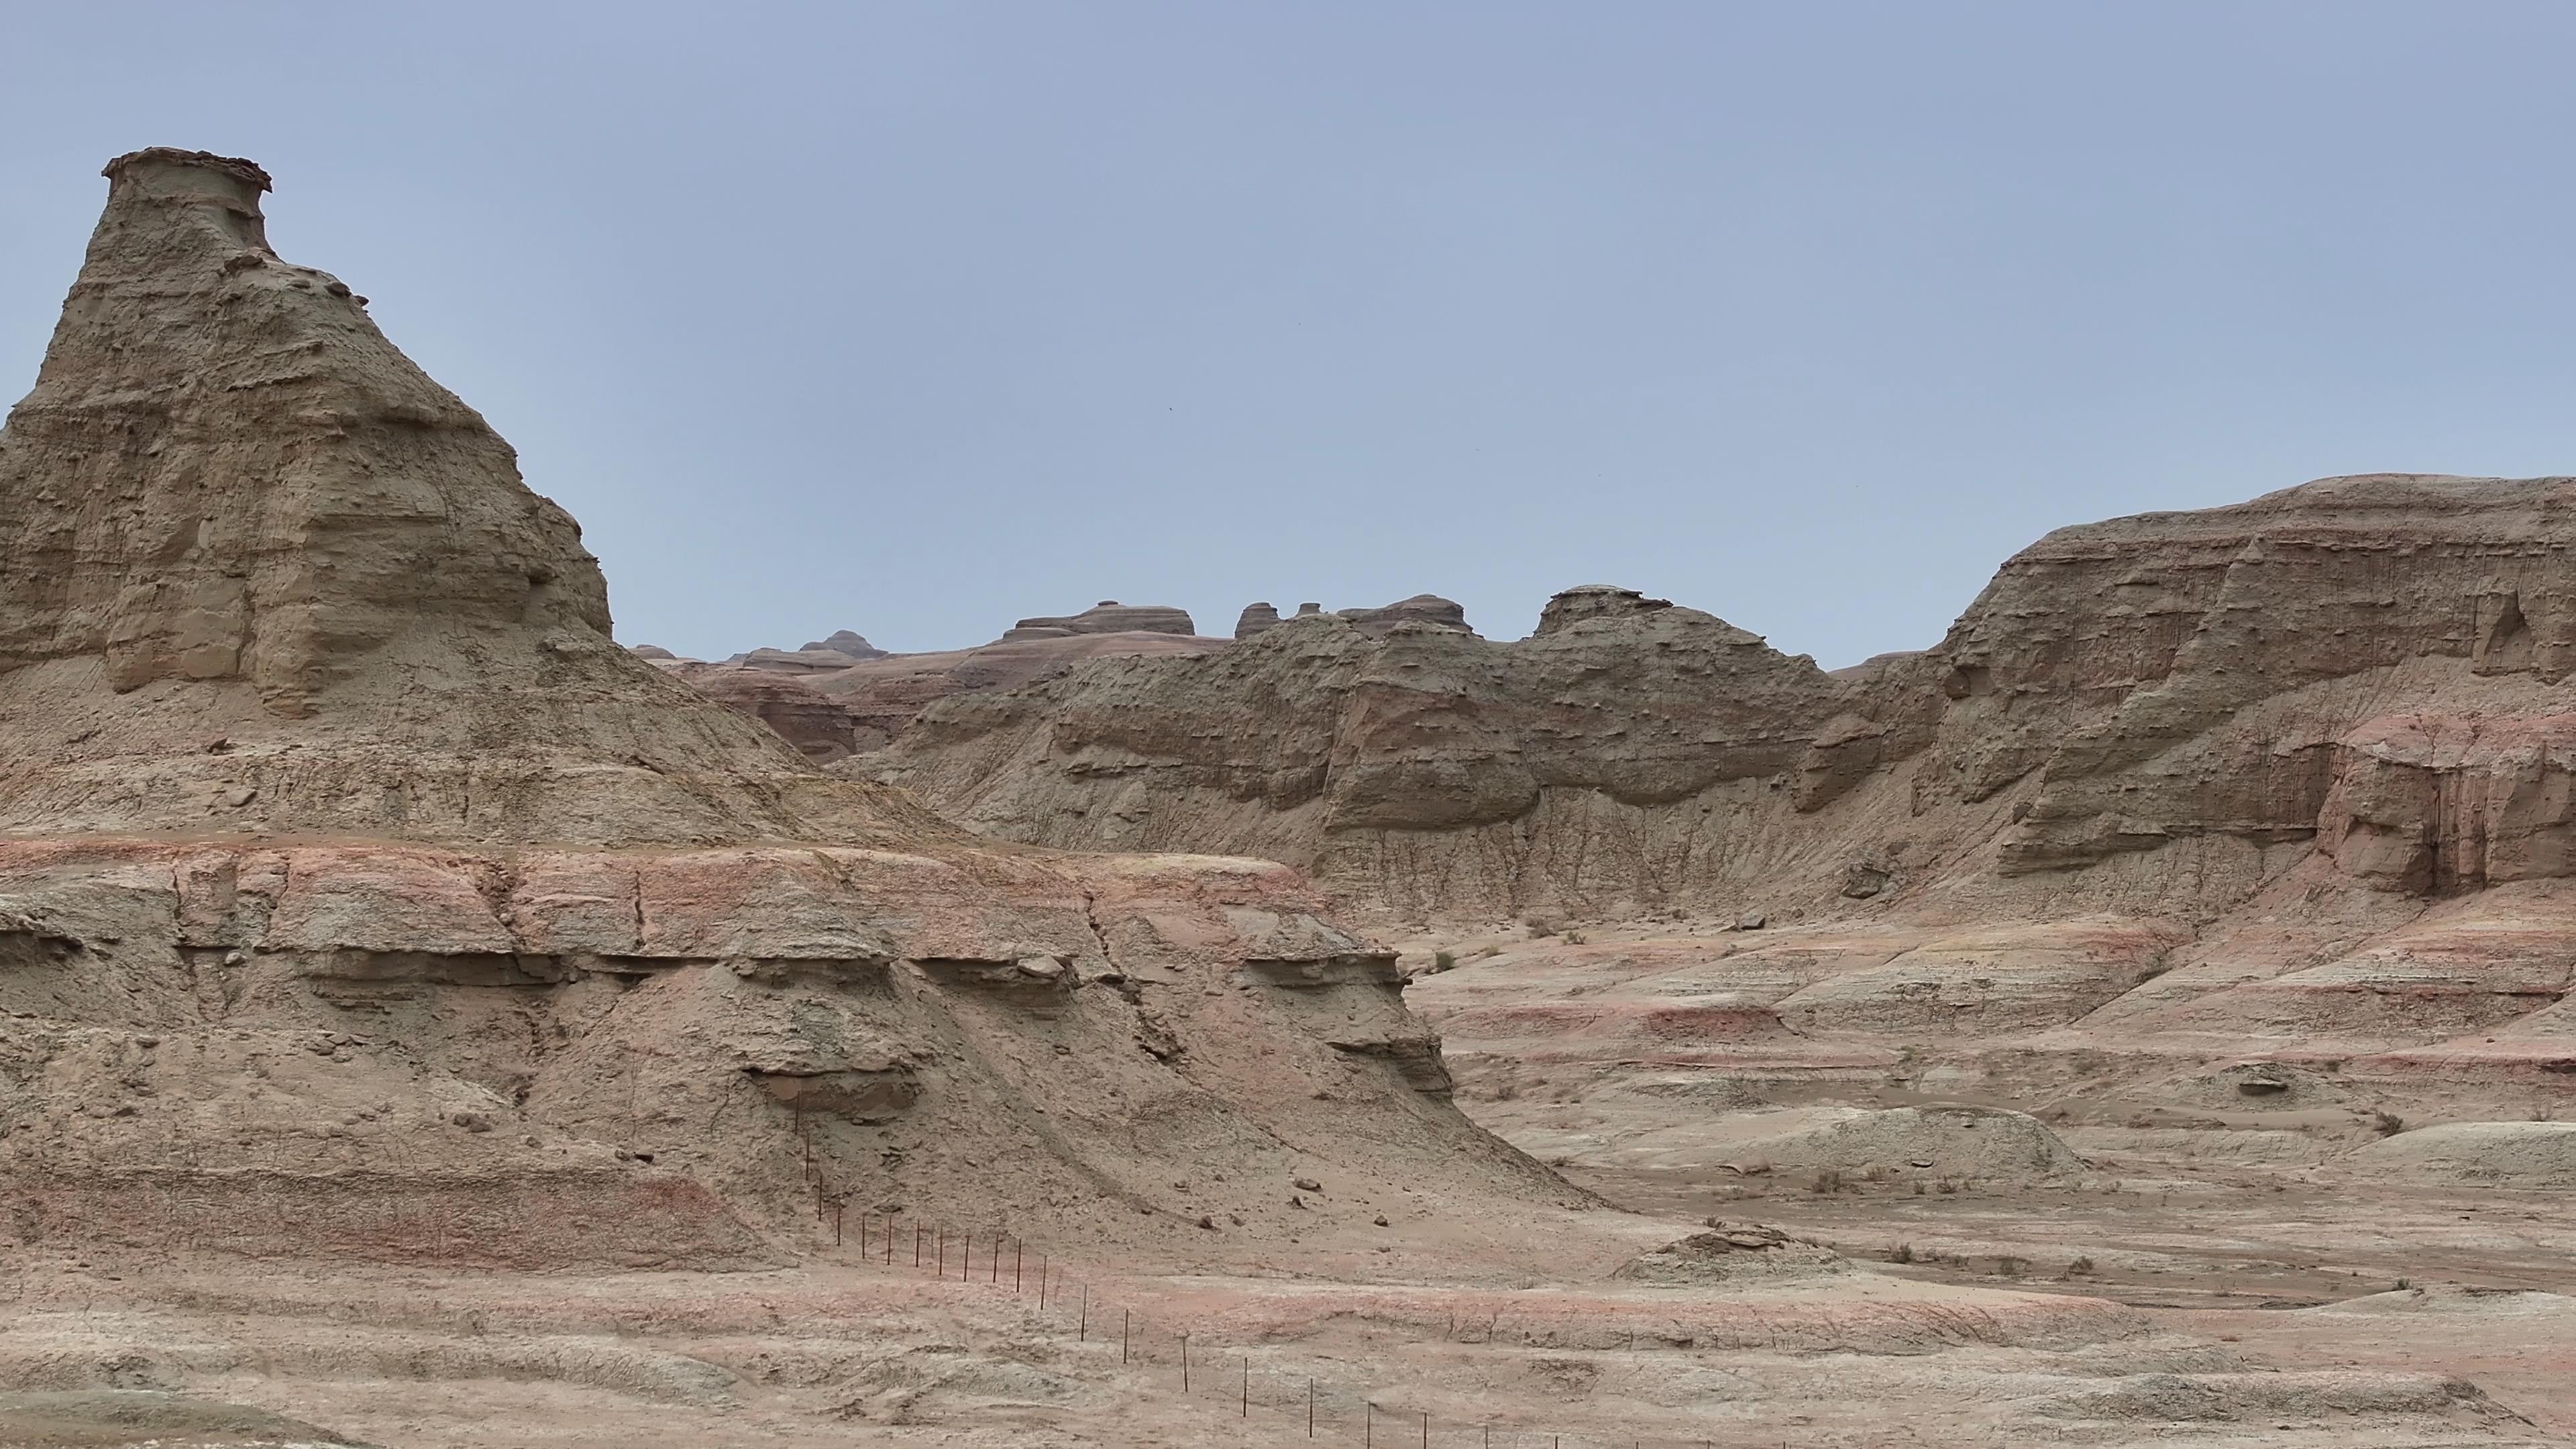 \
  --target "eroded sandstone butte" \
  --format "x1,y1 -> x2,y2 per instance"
0,149 -> 1555,1269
